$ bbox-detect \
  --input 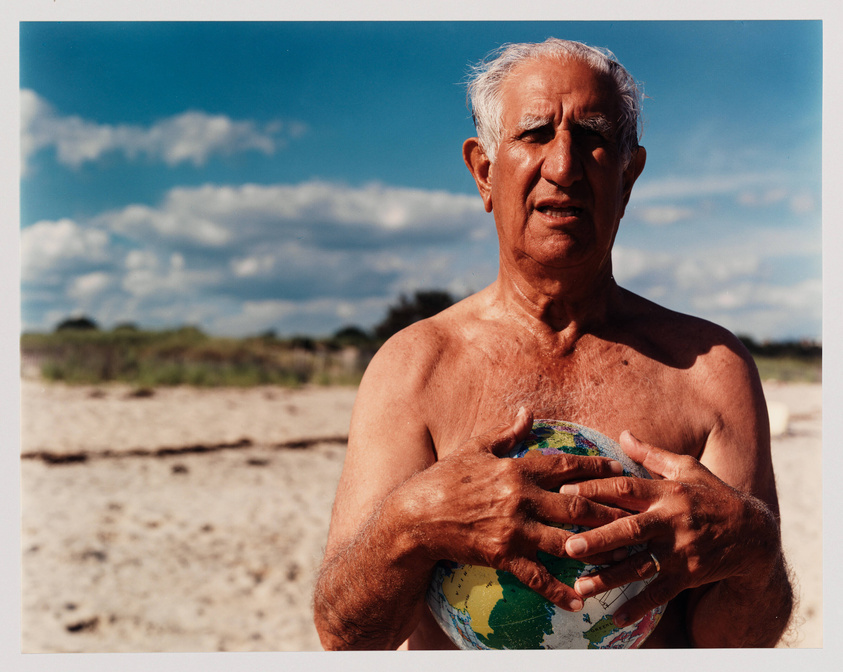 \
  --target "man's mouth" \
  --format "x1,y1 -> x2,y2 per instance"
536,205 -> 583,218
